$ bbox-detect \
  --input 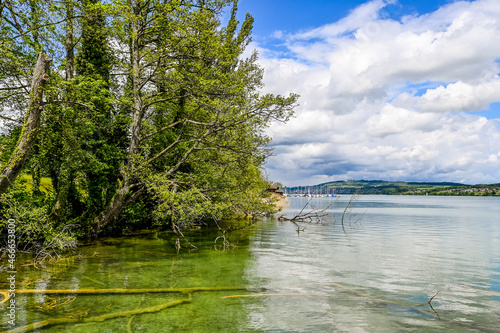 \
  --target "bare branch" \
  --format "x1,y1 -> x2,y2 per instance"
44,100 -> 95,110
139,120 -> 183,142
0,85 -> 29,91
341,191 -> 360,226
0,114 -> 20,123
428,291 -> 439,304
278,197 -> 336,224
146,136 -> 183,165
0,16 -> 82,44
